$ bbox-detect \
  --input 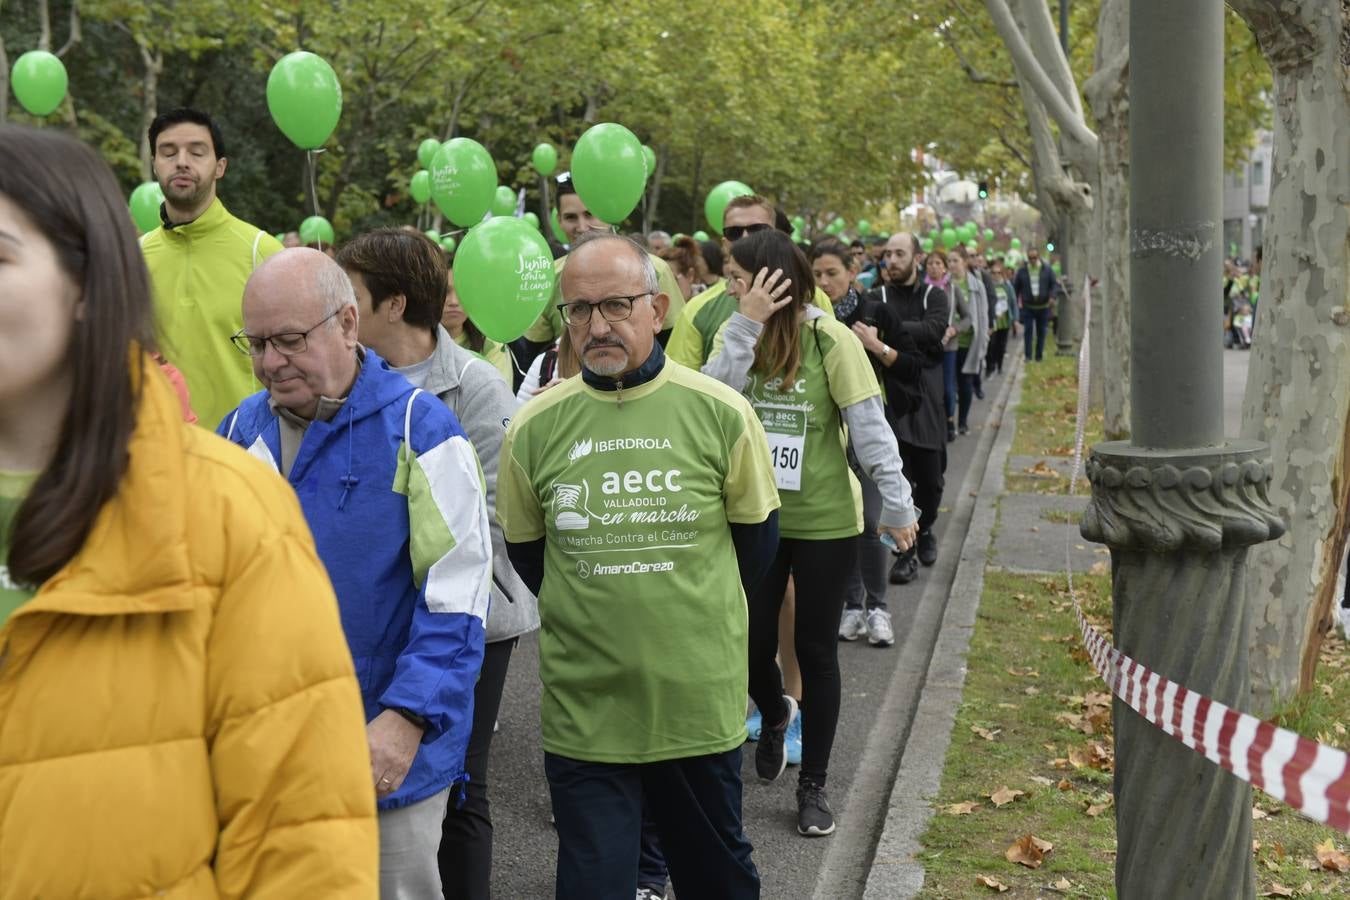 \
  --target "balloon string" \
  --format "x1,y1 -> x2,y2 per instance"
307,149 -> 324,251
